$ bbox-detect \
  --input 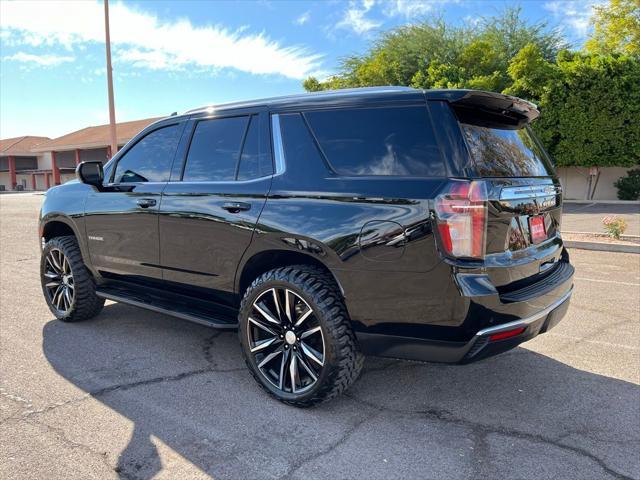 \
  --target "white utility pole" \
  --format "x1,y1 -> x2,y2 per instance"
104,0 -> 117,157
